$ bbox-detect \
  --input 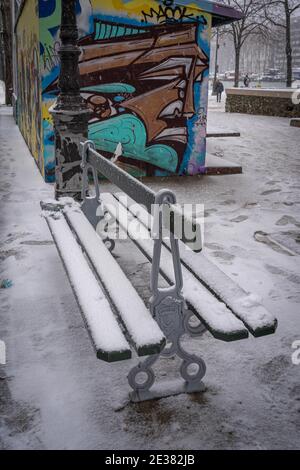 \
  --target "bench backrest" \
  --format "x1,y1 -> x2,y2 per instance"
81,141 -> 202,252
